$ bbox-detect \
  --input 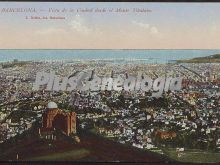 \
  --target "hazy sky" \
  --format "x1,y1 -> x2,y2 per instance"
0,2 -> 220,49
